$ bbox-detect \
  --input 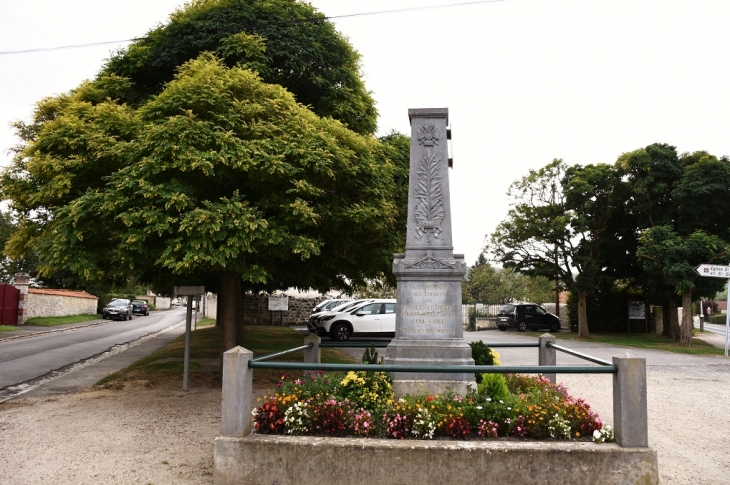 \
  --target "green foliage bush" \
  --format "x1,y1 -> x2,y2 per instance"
361,343 -> 379,364
469,340 -> 496,384
476,373 -> 509,402
710,314 -> 727,325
